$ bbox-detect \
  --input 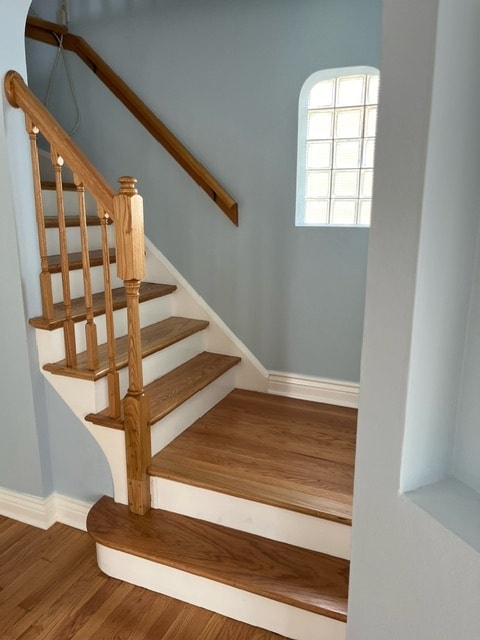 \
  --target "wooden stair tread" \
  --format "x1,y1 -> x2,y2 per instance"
29,281 -> 177,330
149,454 -> 352,524
41,181 -> 77,191
87,495 -> 349,622
46,248 -> 115,273
44,317 -> 209,380
86,351 -> 241,430
44,215 -> 108,228
149,389 -> 356,524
